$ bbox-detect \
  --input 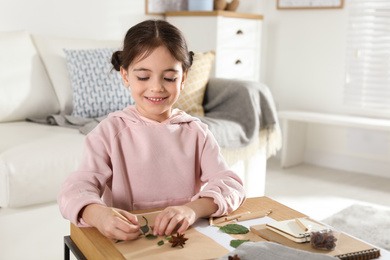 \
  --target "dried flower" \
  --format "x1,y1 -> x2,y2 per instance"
169,233 -> 188,248
228,254 -> 241,260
